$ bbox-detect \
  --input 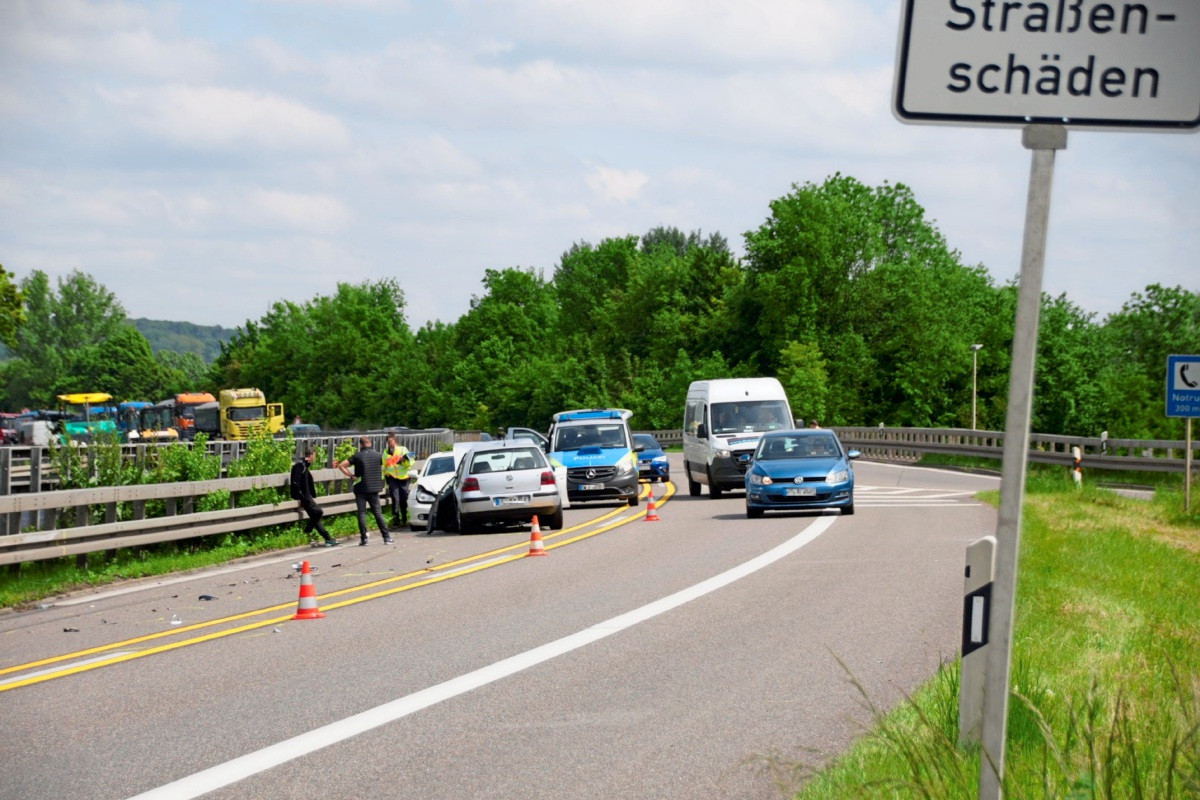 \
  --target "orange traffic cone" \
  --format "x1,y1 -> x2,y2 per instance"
644,492 -> 660,522
291,560 -> 326,619
526,515 -> 548,557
